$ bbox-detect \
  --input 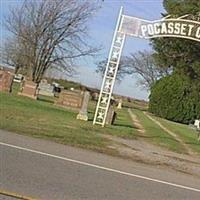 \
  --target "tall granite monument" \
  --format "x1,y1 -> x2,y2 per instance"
77,91 -> 90,121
